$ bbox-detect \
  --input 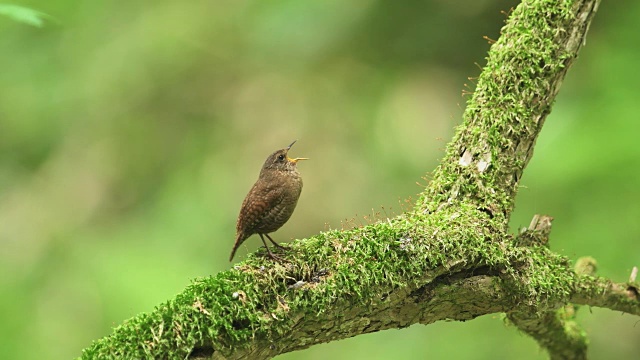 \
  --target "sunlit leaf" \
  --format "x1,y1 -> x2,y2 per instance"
0,4 -> 50,28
